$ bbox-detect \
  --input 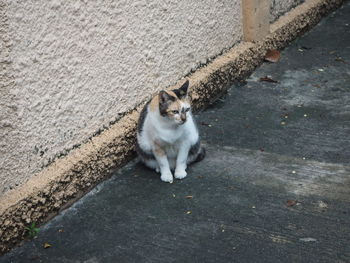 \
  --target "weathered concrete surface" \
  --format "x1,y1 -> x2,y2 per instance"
1,1 -> 349,262
0,0 -> 344,255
